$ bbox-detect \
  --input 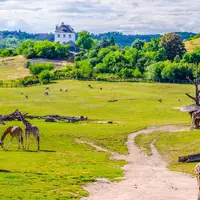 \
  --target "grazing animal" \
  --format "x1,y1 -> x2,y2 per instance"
46,87 -> 49,90
158,98 -> 162,103
100,88 -> 103,90
65,89 -> 68,92
25,95 -> 28,99
14,110 -> 40,151
60,89 -> 63,92
0,126 -> 24,151
44,92 -> 49,96
178,99 -> 181,102
21,92 -> 24,95
88,85 -> 93,89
